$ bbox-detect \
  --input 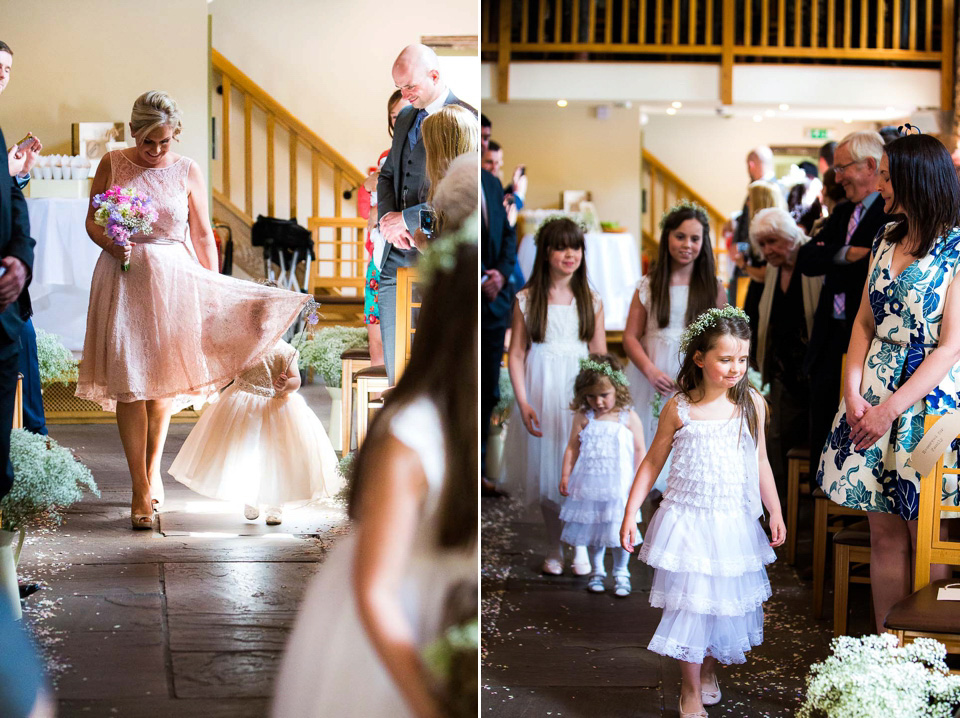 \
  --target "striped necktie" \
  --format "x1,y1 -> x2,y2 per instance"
833,202 -> 864,319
